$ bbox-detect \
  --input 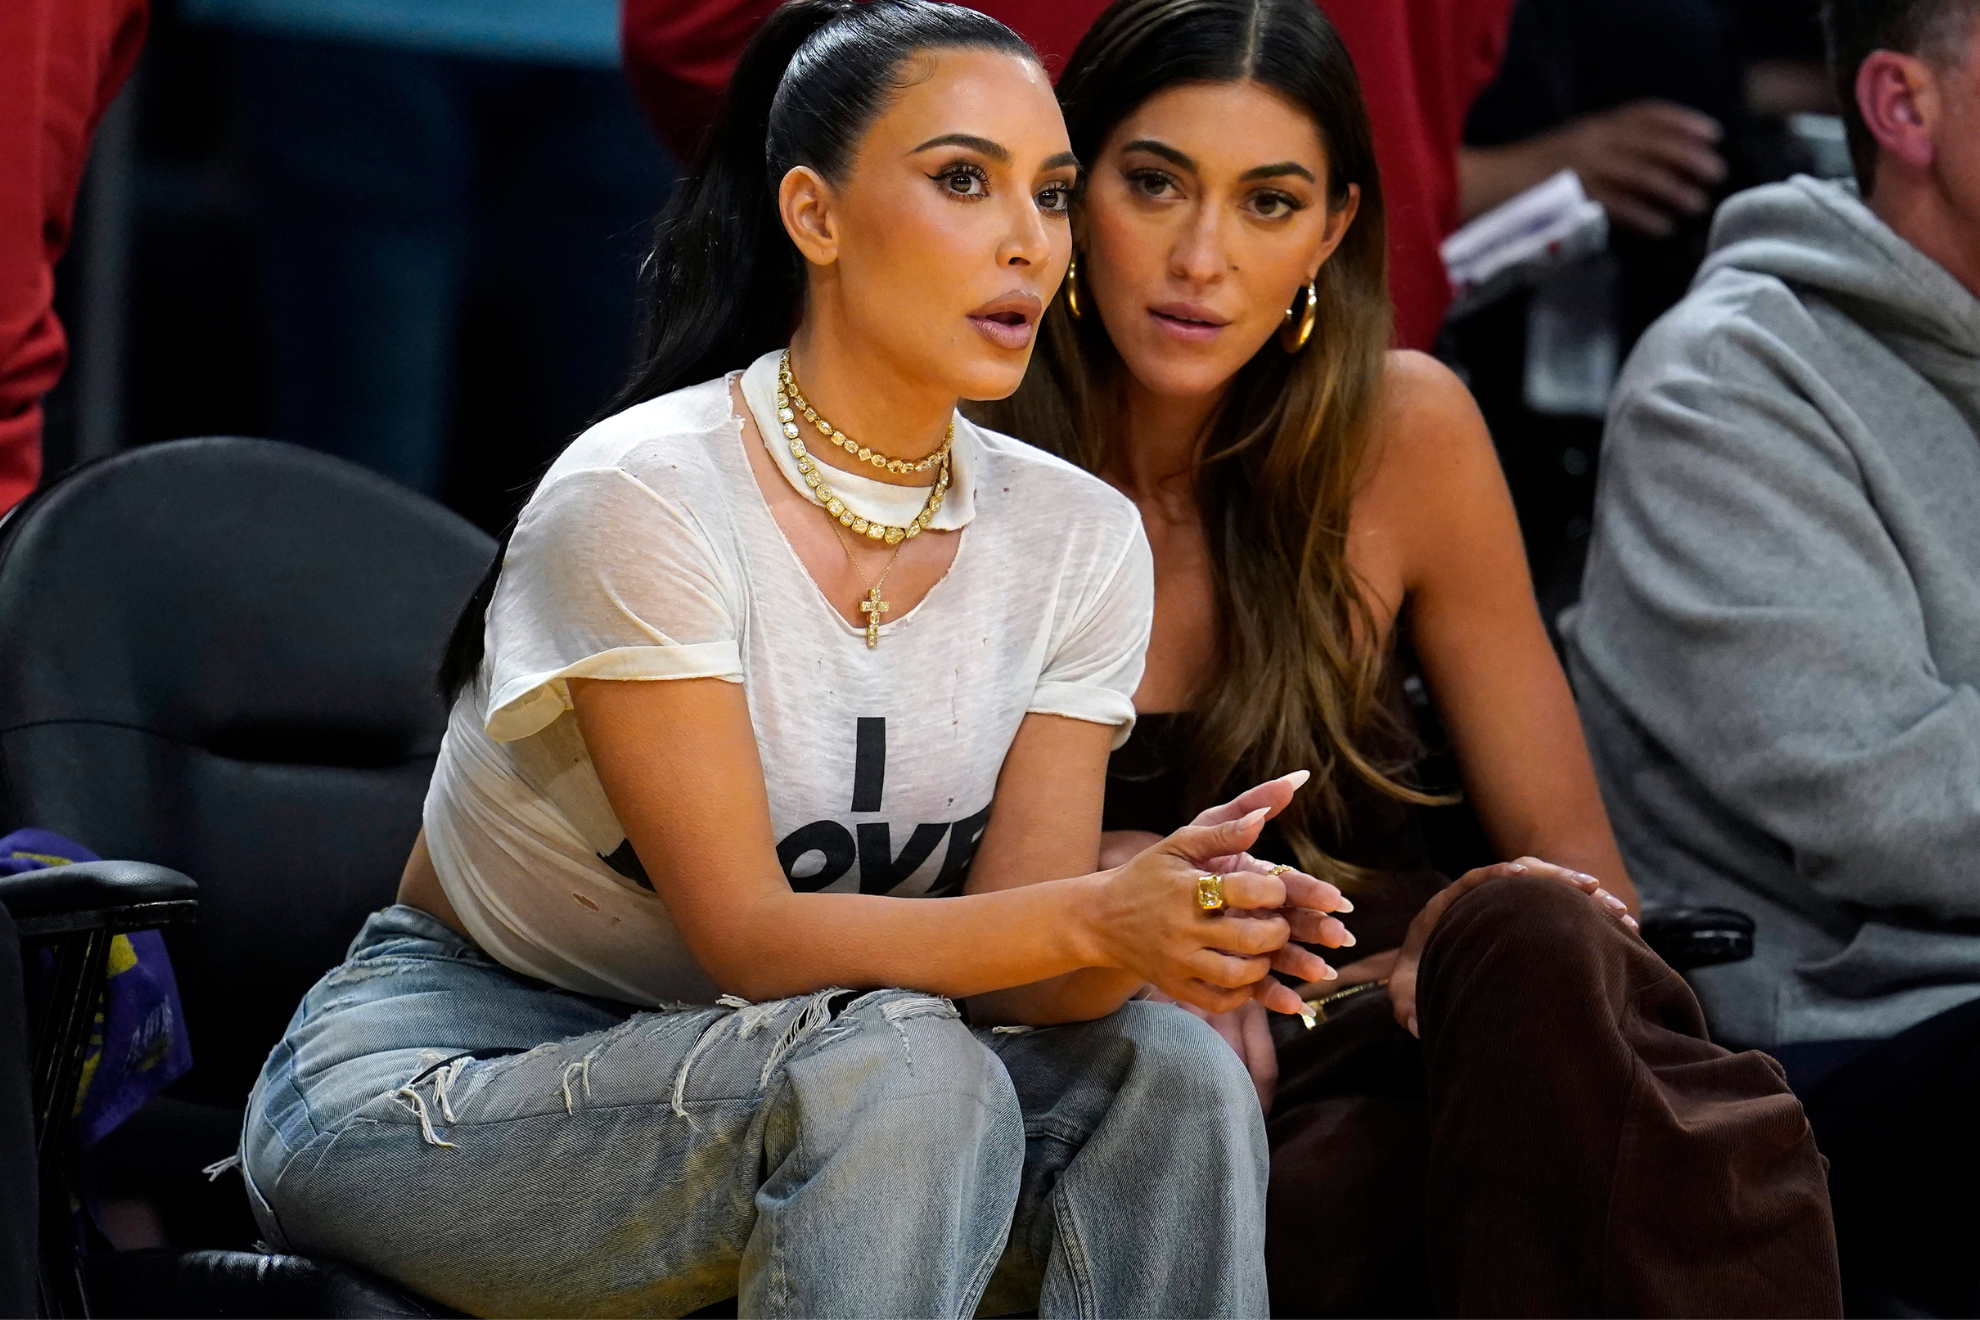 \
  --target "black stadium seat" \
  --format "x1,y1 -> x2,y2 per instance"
0,437 -> 492,1316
